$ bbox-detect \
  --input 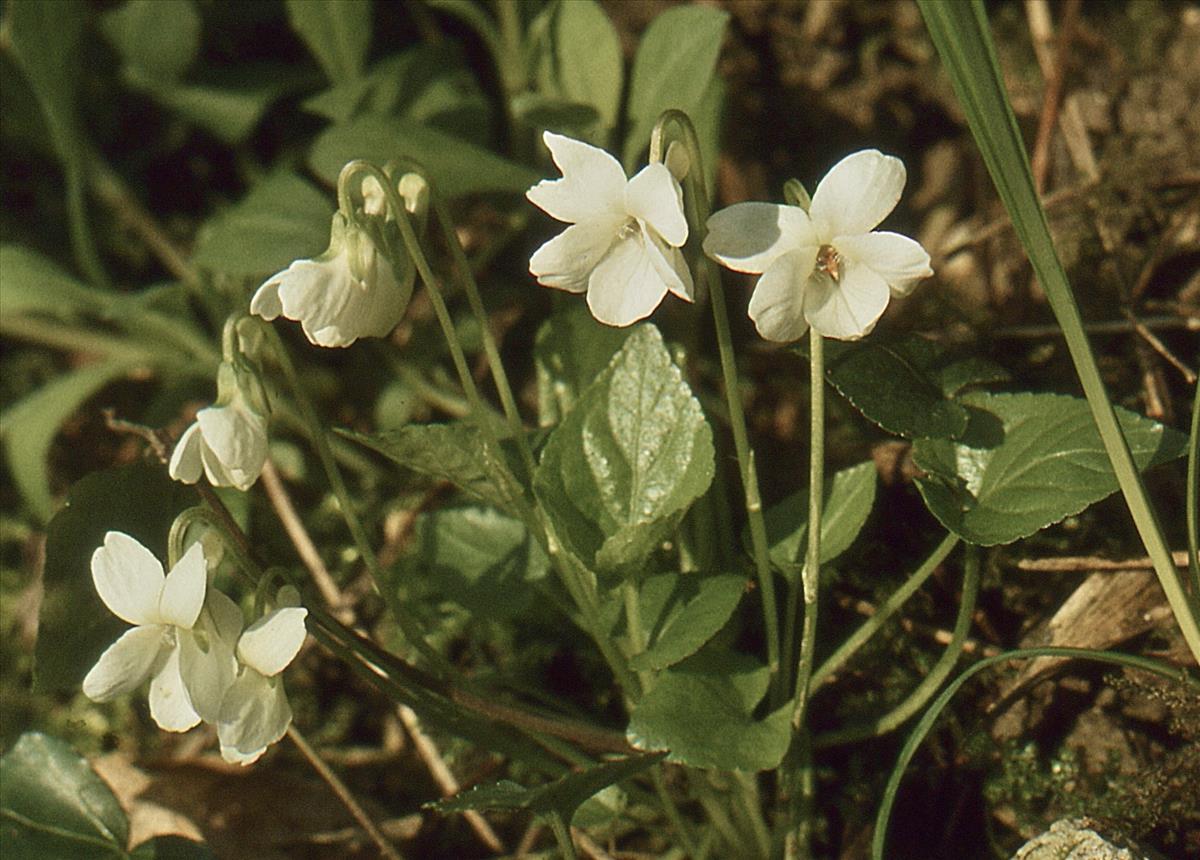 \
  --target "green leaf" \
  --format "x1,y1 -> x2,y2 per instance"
191,172 -> 333,276
396,505 -> 548,618
285,0 -> 372,85
534,324 -> 715,574
431,753 -> 665,827
0,361 -> 133,524
913,392 -> 1188,546
132,67 -> 295,144
820,335 -> 972,440
0,732 -> 129,857
339,422 -> 520,513
534,303 -> 631,427
623,4 -> 729,166
757,461 -> 878,570
35,464 -> 195,692
308,115 -> 539,198
129,836 -> 214,859
546,0 -> 623,135
0,244 -> 108,318
101,0 -> 202,84
629,573 -> 745,671
626,651 -> 791,771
